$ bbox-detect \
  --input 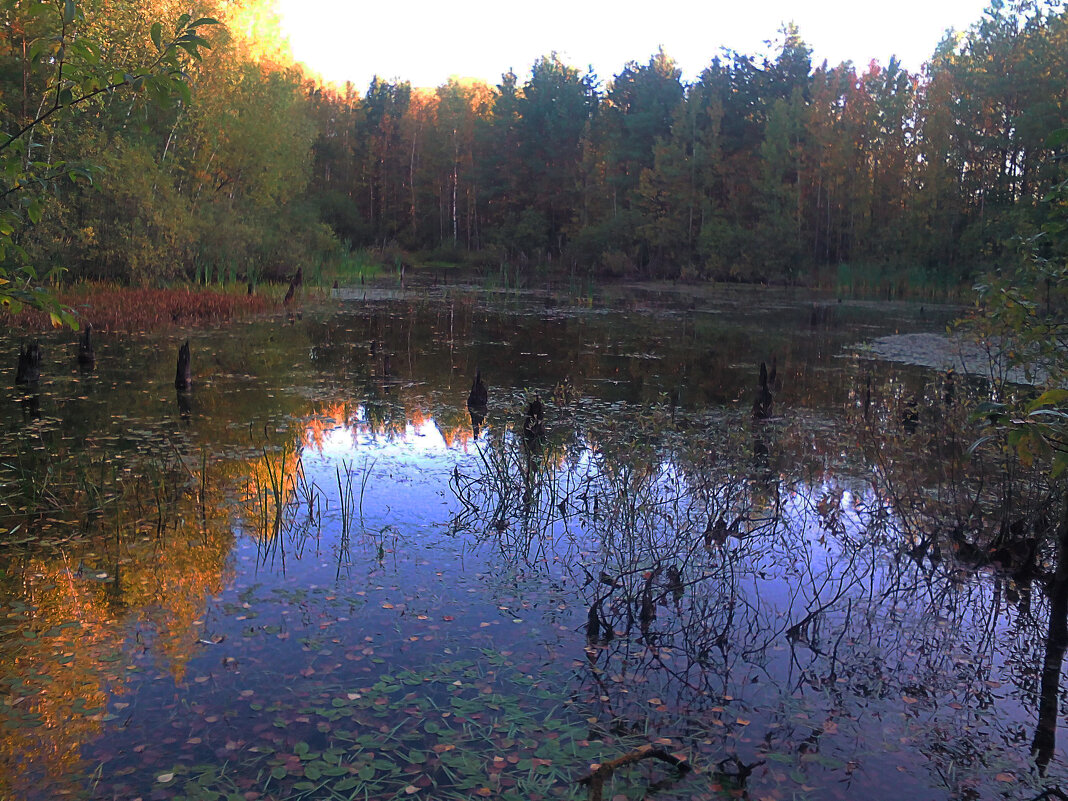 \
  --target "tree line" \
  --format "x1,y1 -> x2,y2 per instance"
2,0 -> 1067,292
